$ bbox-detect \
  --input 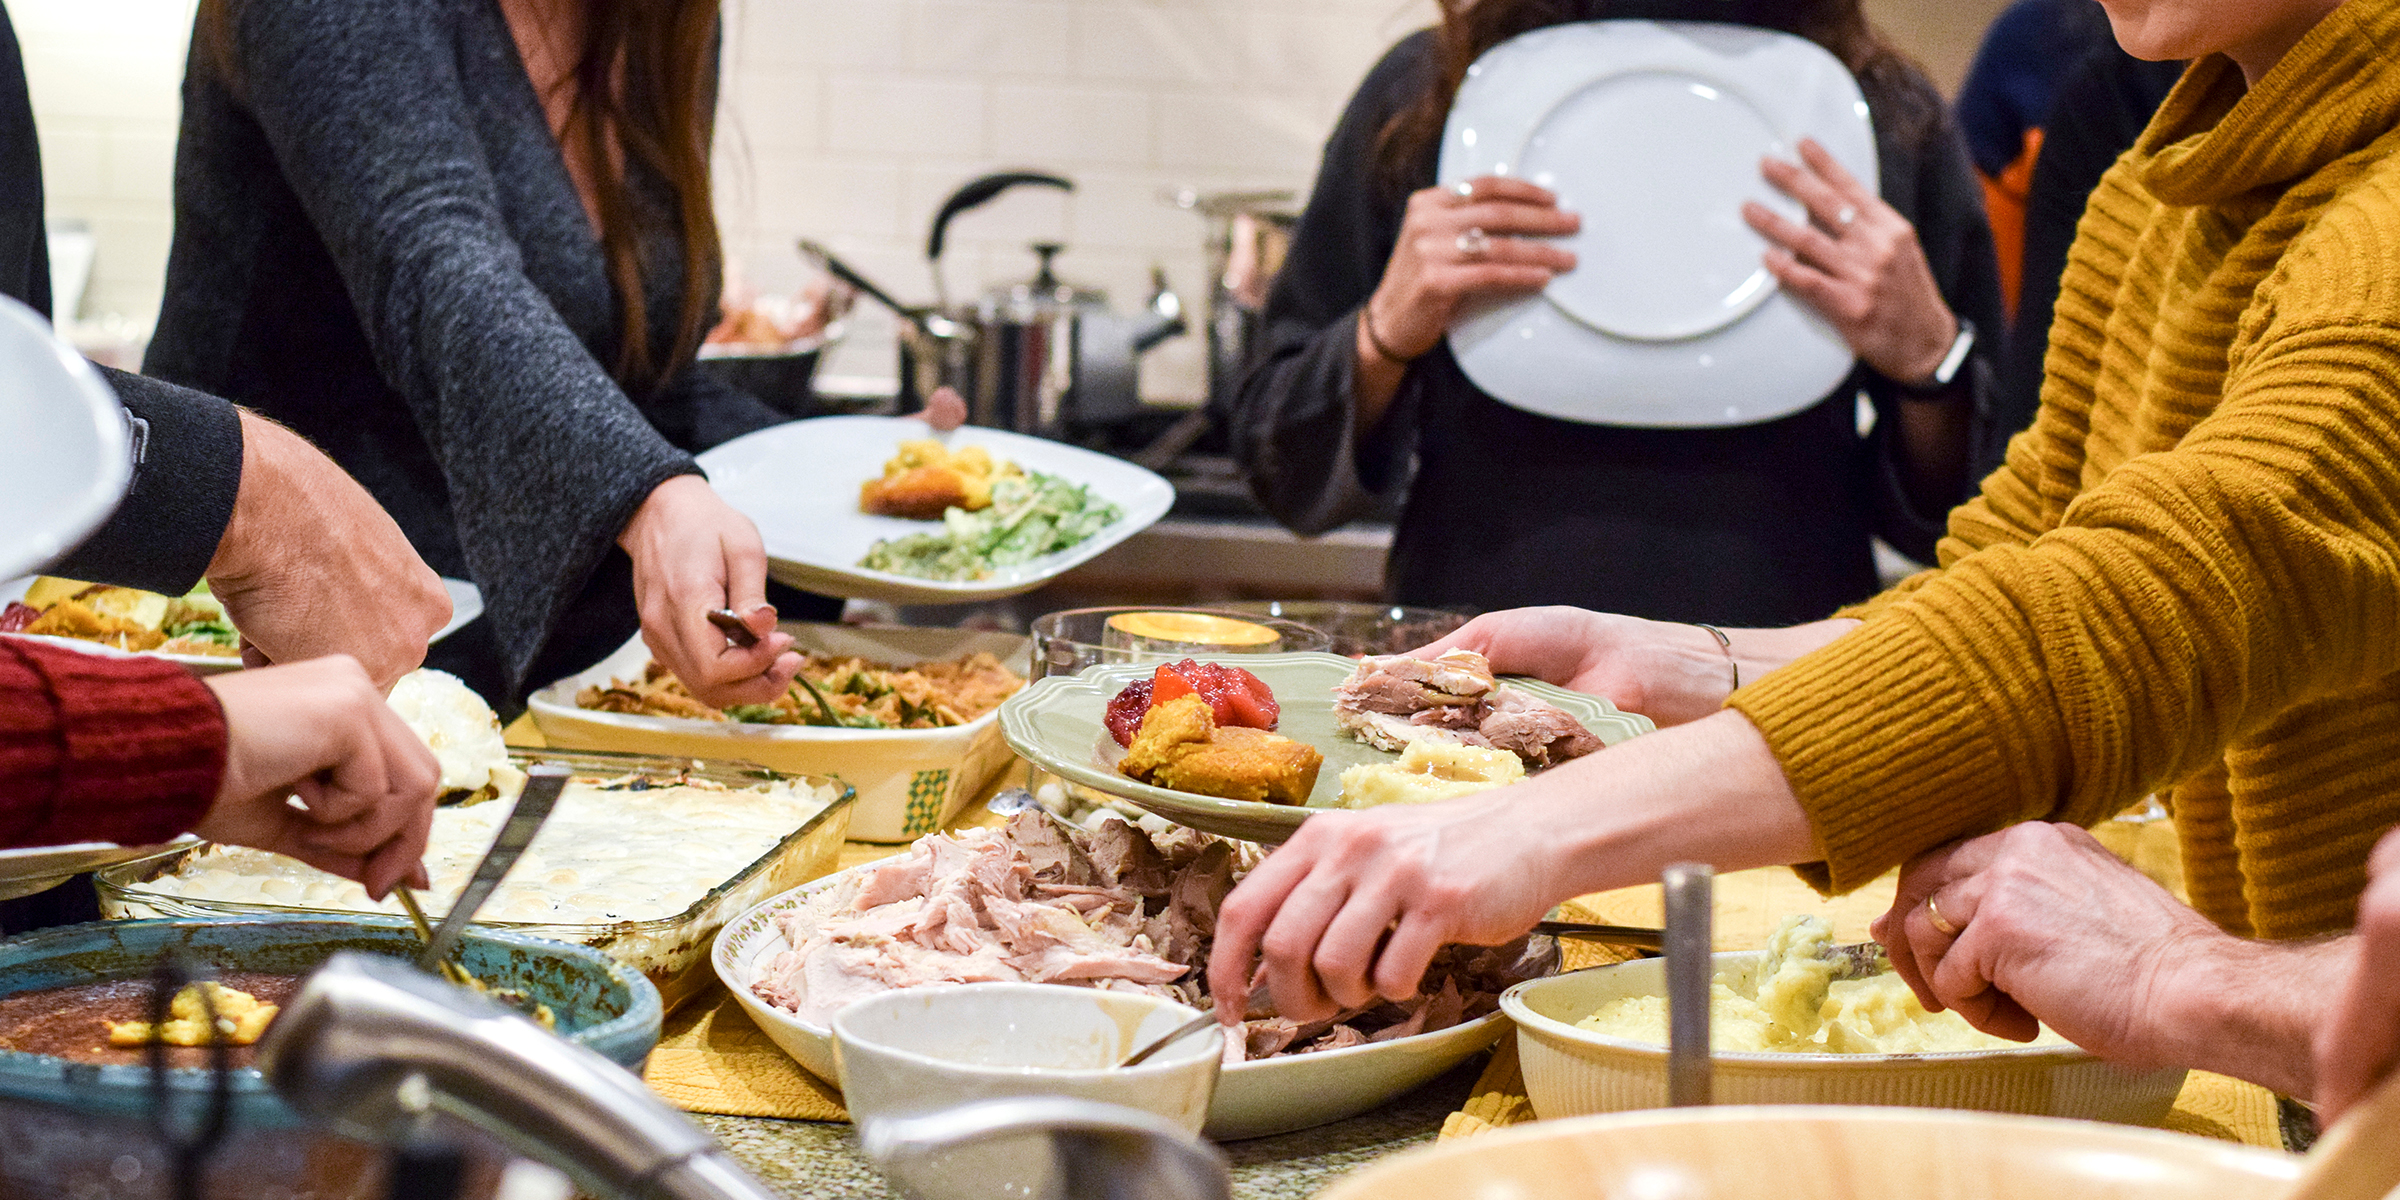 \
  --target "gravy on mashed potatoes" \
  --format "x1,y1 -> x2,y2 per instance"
1575,916 -> 2067,1055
